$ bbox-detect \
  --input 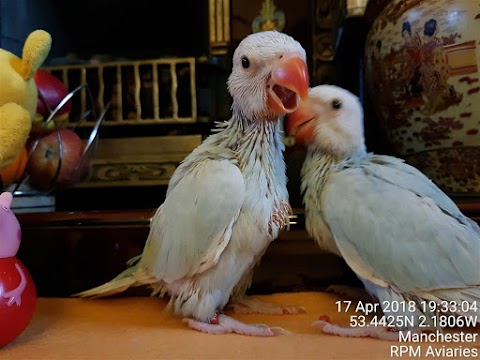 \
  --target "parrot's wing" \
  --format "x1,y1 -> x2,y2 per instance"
364,155 -> 479,231
322,156 -> 480,293
140,158 -> 246,283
